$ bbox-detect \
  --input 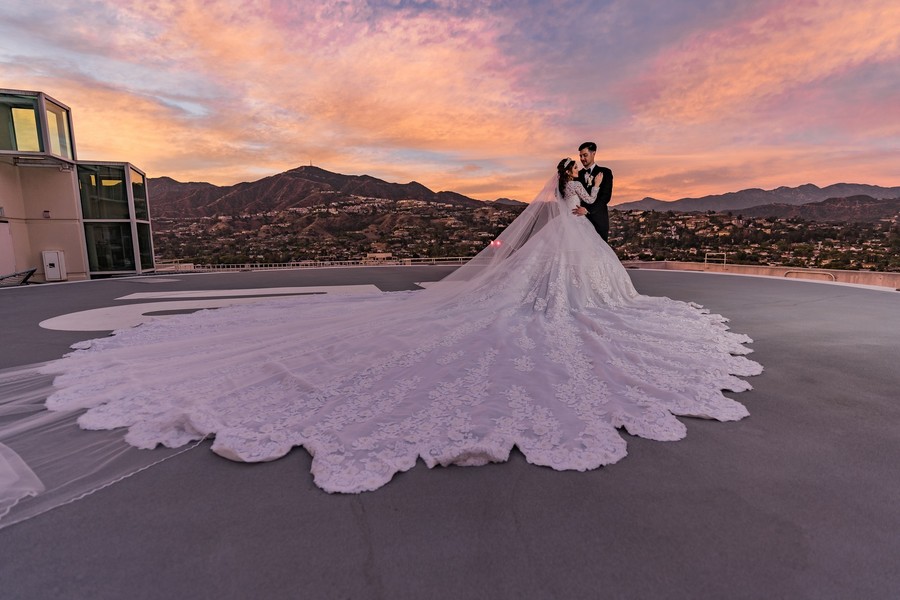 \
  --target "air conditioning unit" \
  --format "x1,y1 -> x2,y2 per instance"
42,250 -> 67,281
